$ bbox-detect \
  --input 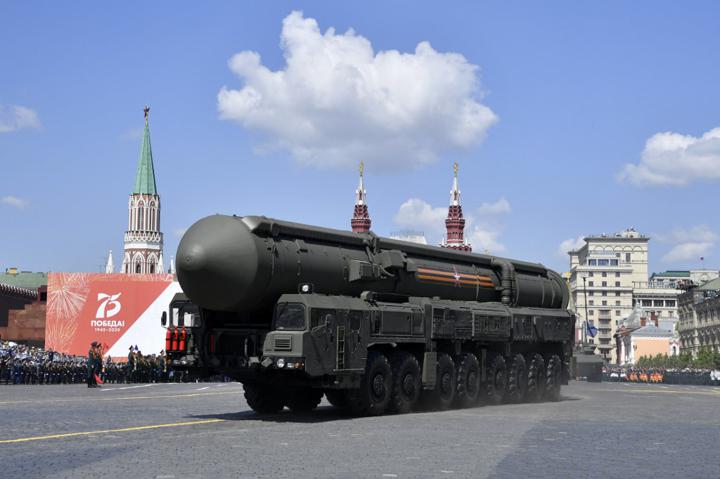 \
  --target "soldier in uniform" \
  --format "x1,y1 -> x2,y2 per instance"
87,342 -> 100,388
